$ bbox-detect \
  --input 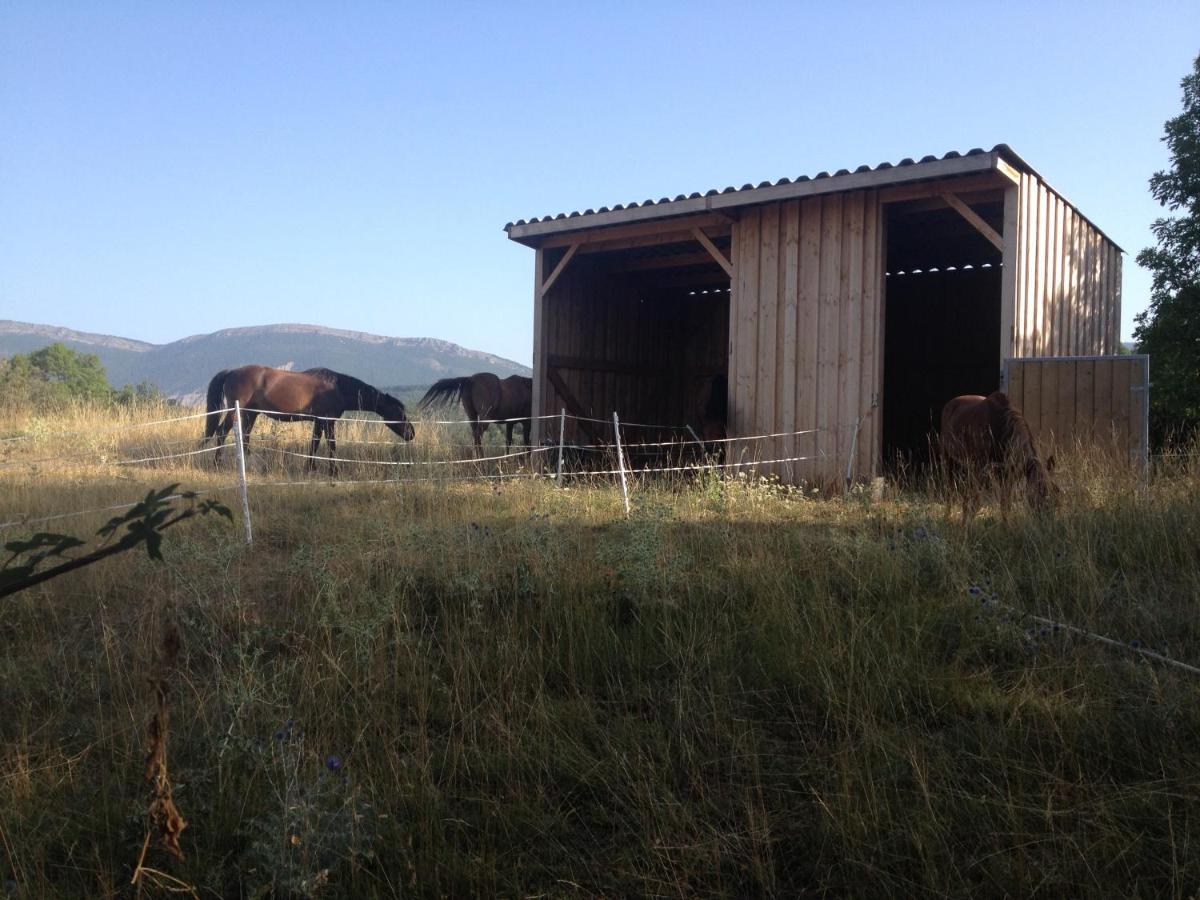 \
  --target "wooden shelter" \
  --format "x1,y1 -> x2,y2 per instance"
506,145 -> 1126,483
